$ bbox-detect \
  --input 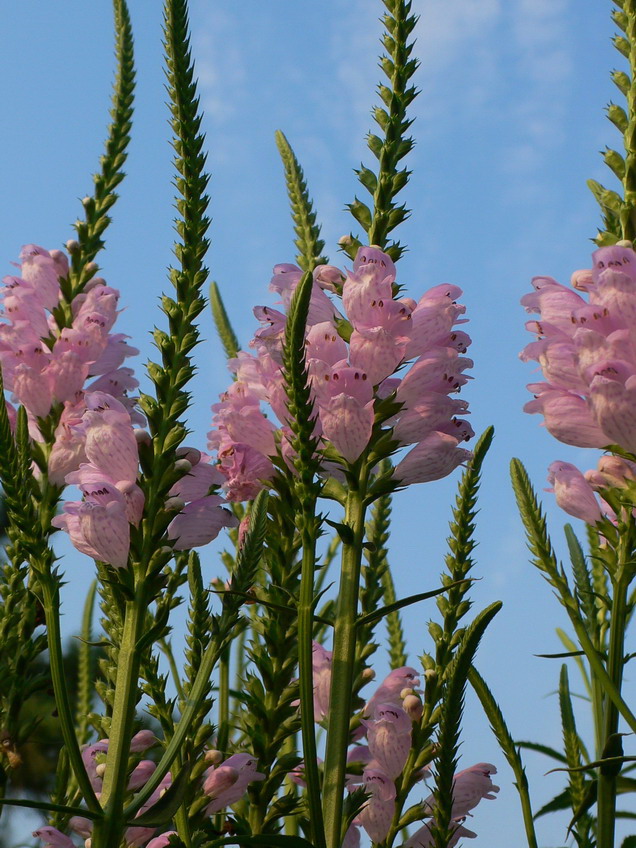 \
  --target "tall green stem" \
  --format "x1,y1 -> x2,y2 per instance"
217,646 -> 230,755
41,580 -> 102,815
596,575 -> 628,848
92,595 -> 146,848
322,482 -> 367,848
298,531 -> 325,848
